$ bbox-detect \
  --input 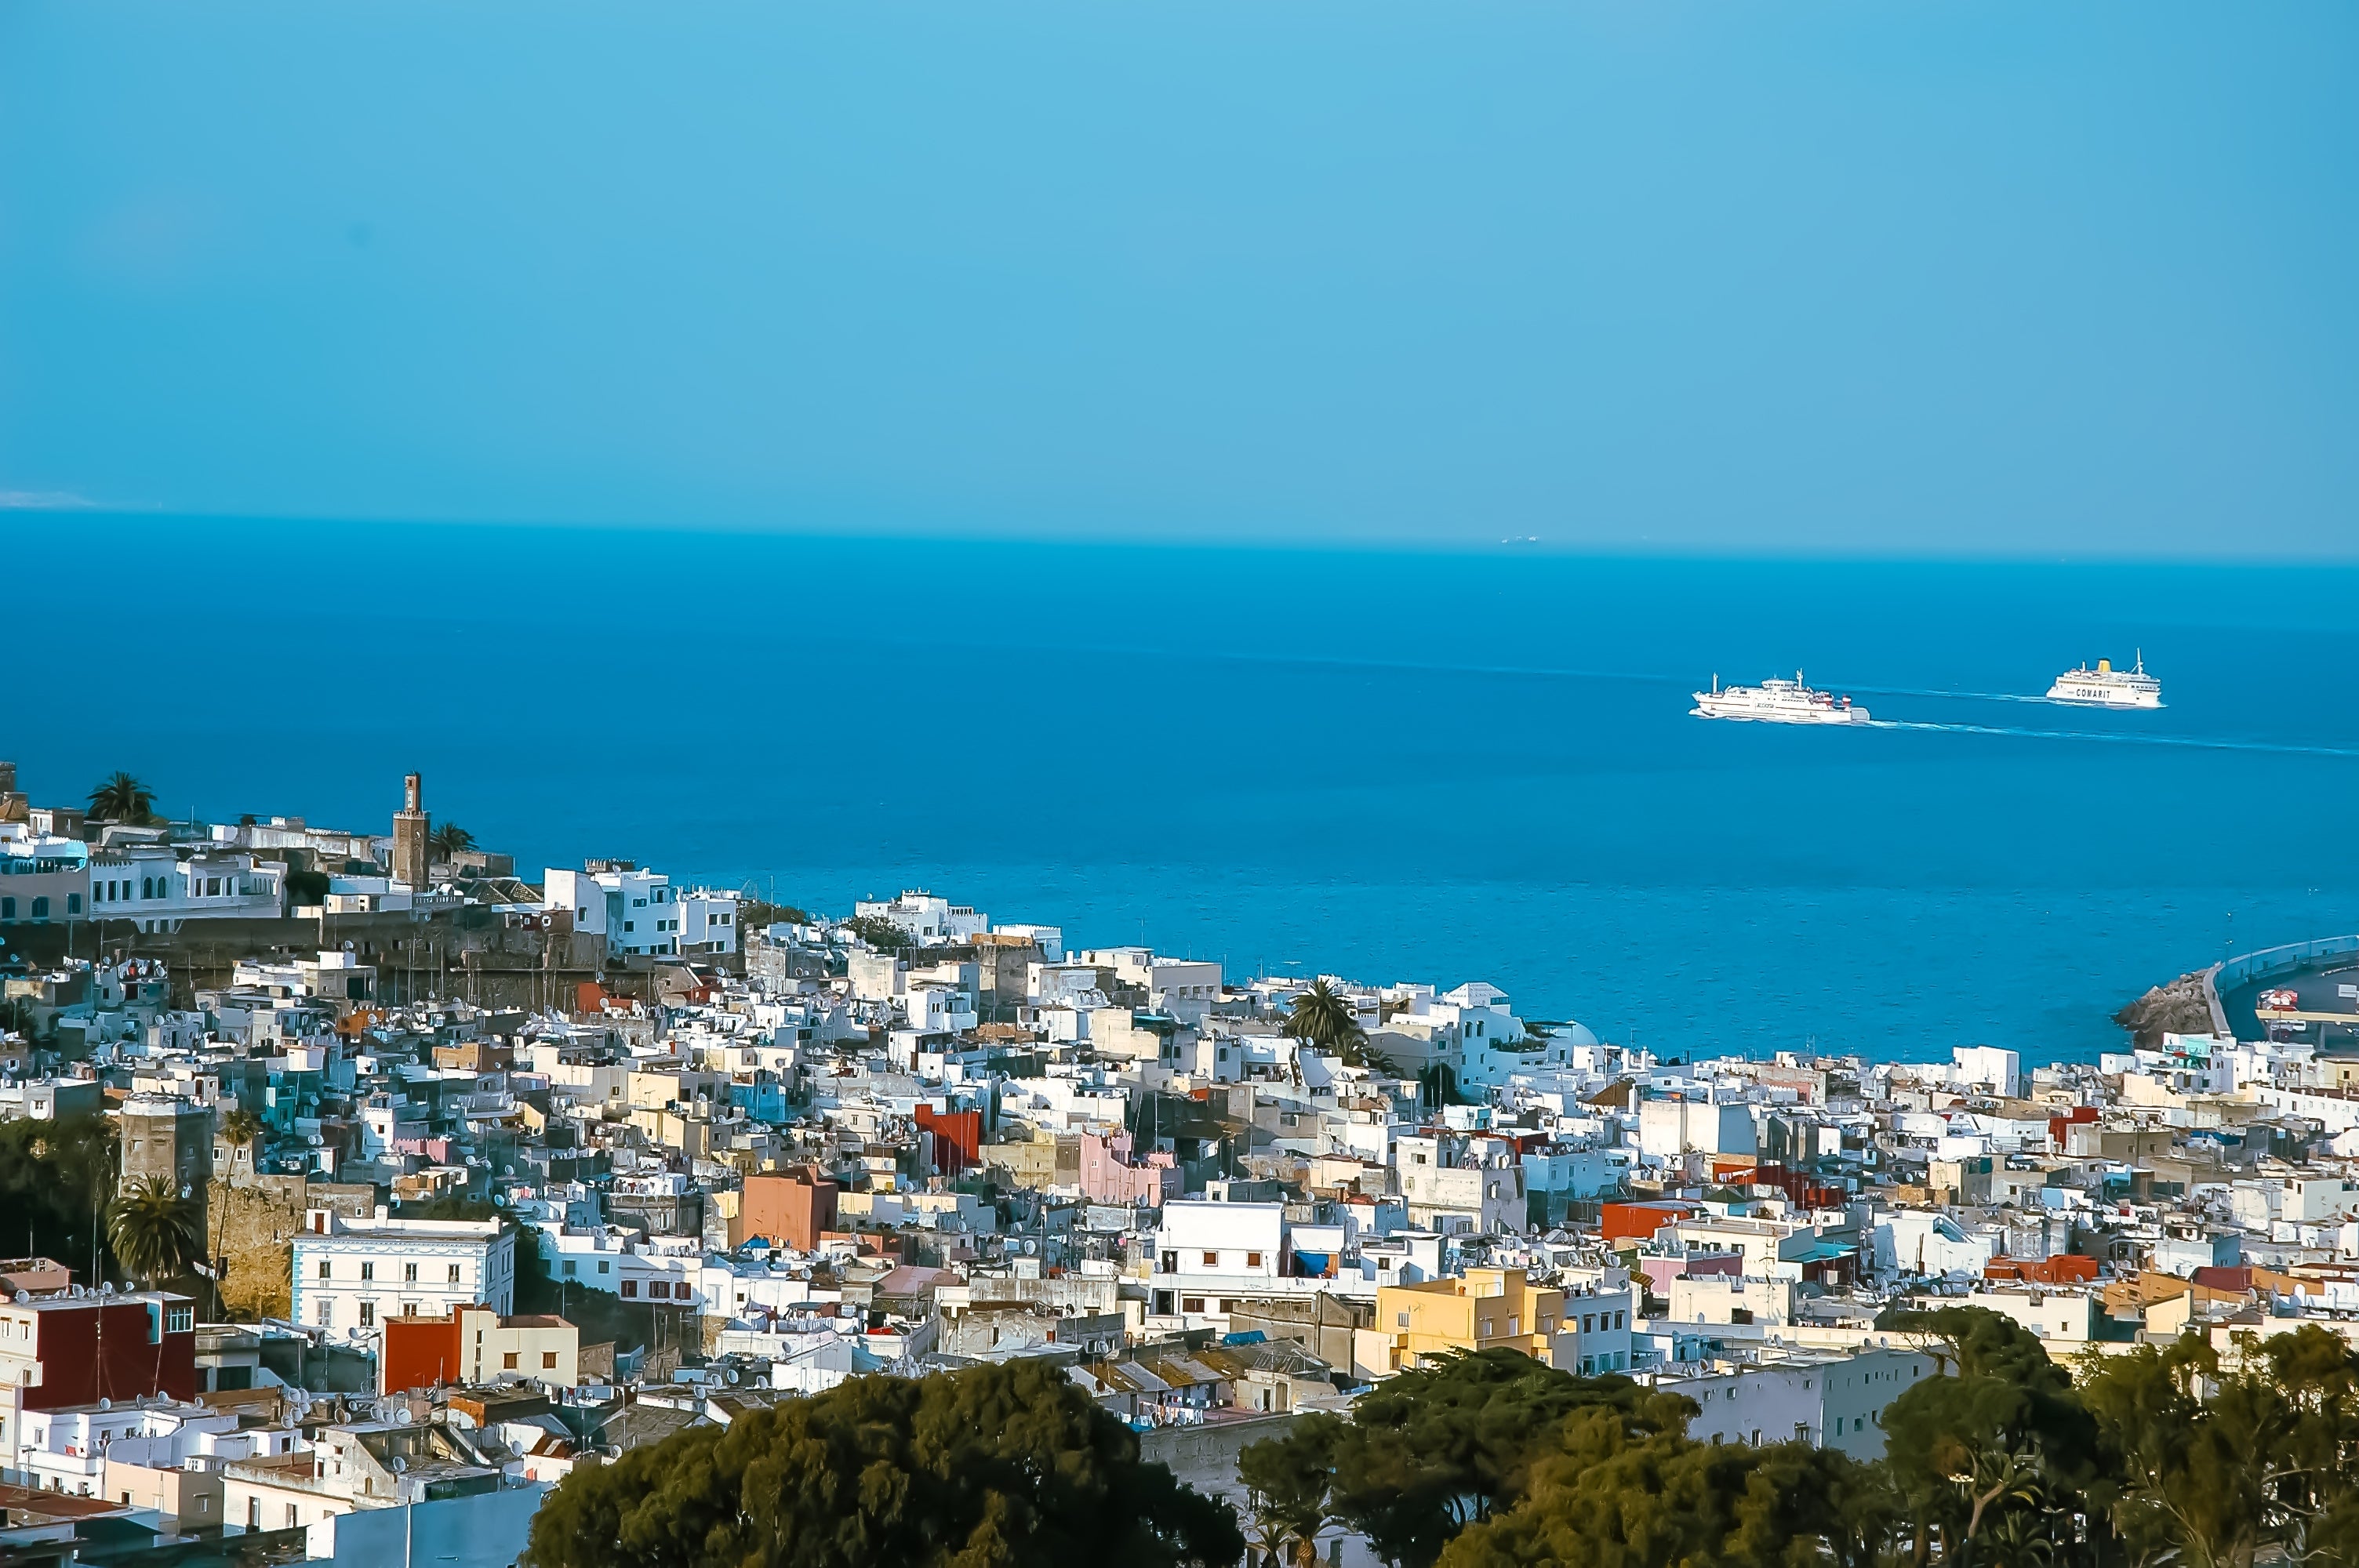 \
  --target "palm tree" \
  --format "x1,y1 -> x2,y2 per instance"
1282,979 -> 1400,1074
429,822 -> 476,861
107,1175 -> 200,1287
86,772 -> 156,825
220,1106 -> 262,1158
1282,978 -> 1360,1052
